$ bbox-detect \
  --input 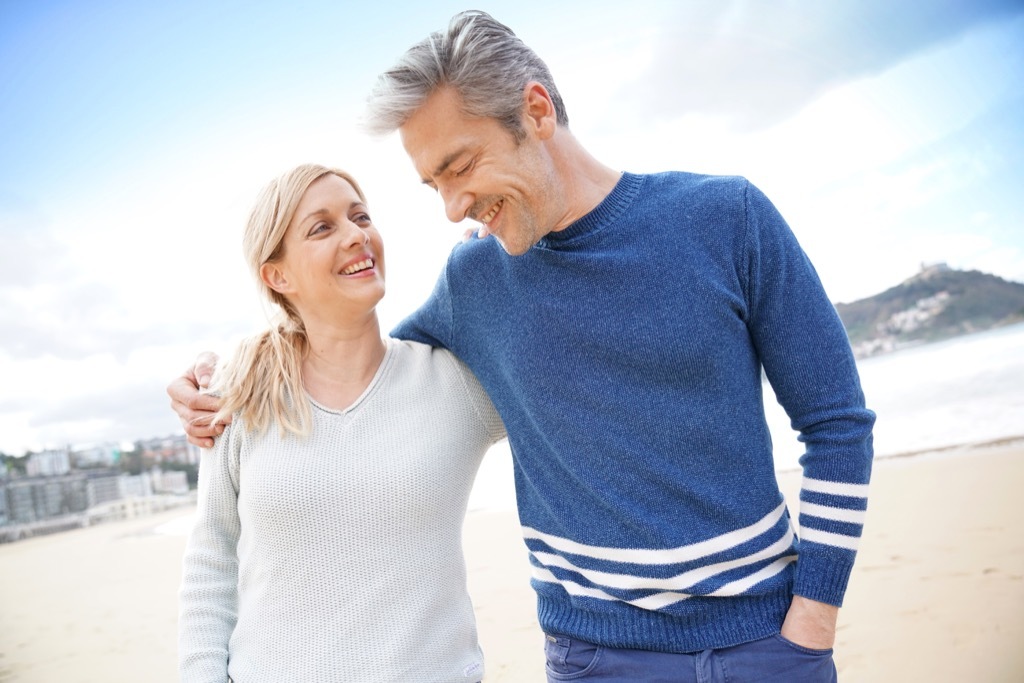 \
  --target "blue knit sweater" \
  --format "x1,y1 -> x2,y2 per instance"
392,171 -> 875,653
